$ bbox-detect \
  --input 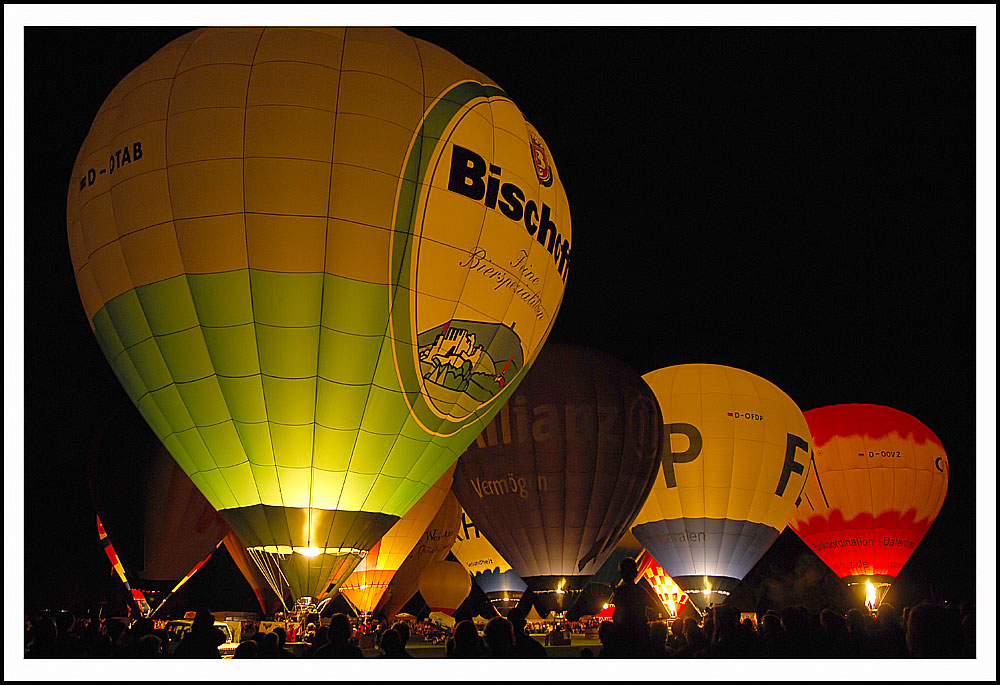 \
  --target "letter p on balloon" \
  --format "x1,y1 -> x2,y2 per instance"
661,423 -> 703,488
